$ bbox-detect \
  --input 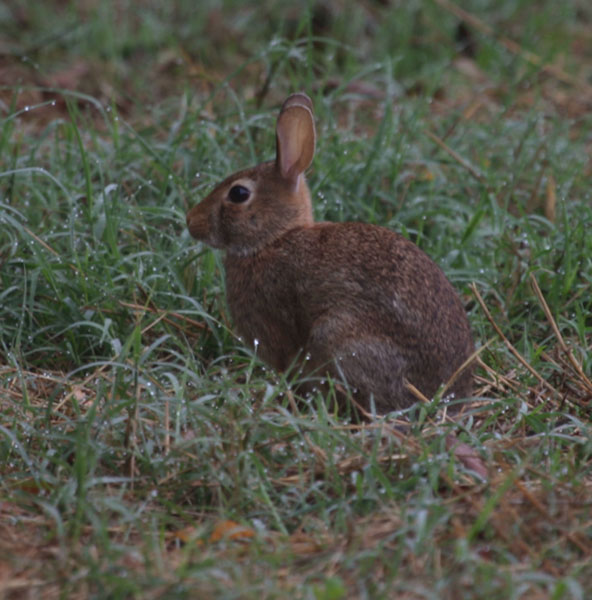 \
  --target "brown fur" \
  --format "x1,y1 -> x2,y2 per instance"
186,93 -> 474,413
